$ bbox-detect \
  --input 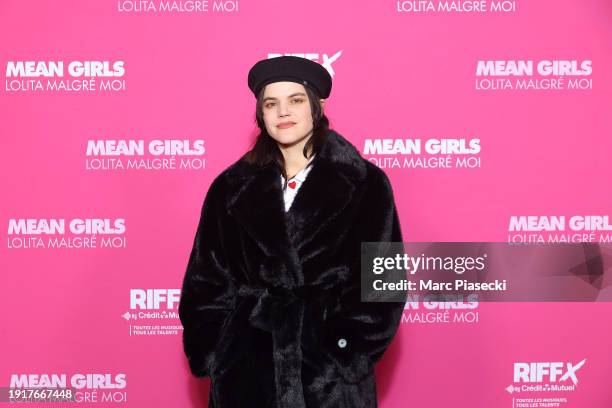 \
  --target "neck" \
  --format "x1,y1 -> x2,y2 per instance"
278,132 -> 313,178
